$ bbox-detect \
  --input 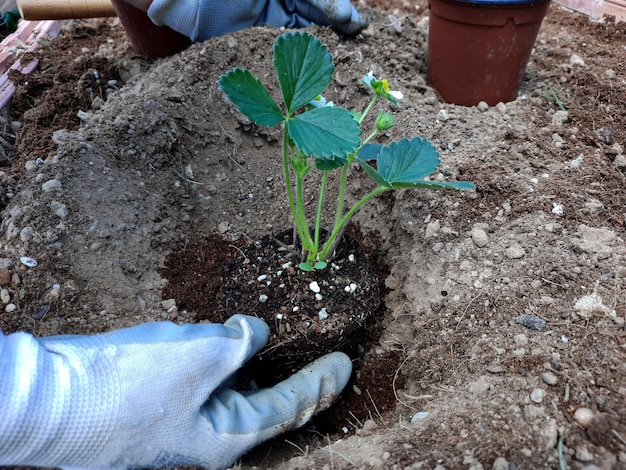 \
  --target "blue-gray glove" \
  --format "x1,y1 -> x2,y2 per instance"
0,314 -> 352,469
147,0 -> 369,41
